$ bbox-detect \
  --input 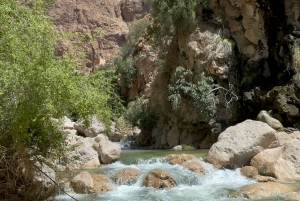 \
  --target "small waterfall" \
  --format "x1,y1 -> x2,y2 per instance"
55,157 -> 257,201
